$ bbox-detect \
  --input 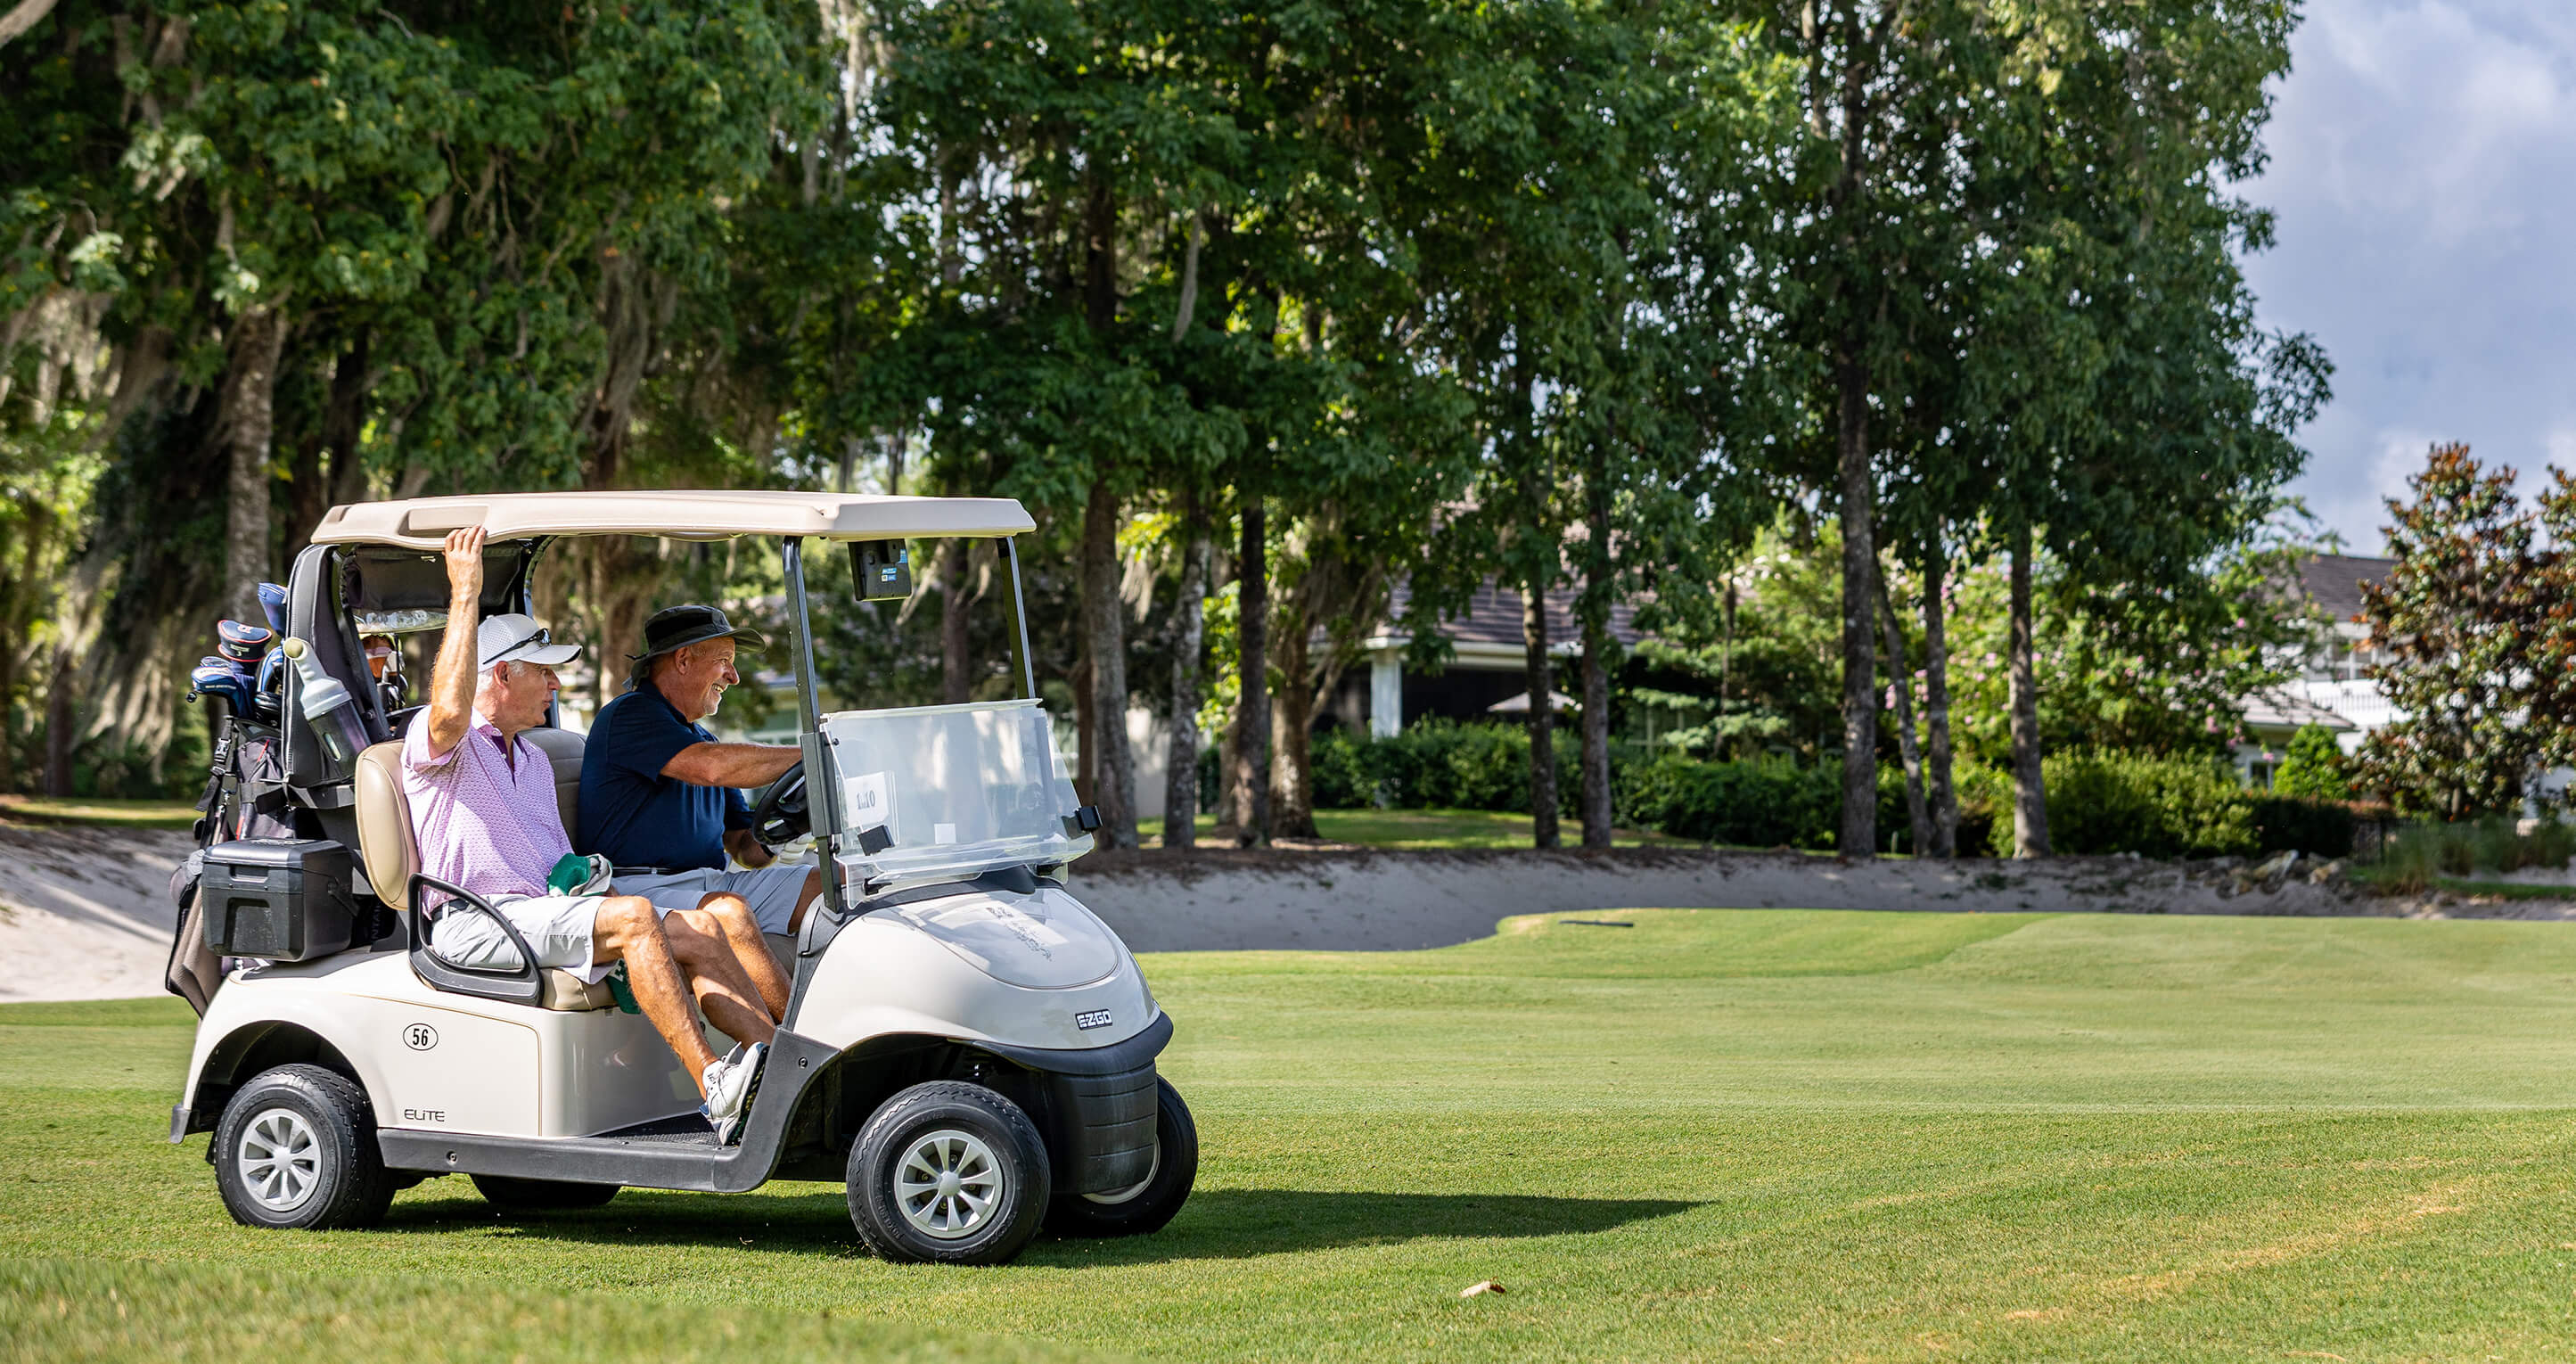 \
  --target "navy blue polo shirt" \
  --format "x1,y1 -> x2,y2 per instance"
576,684 -> 751,871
